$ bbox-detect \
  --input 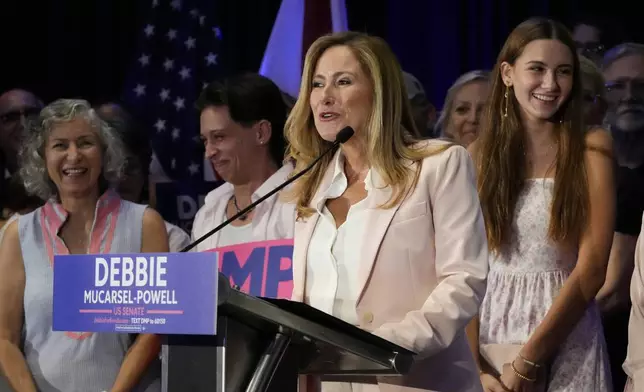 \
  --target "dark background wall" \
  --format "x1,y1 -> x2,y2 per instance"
1,0 -> 639,108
